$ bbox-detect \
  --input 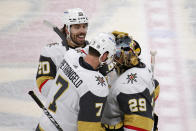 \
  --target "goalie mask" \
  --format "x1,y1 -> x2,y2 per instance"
114,36 -> 141,74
